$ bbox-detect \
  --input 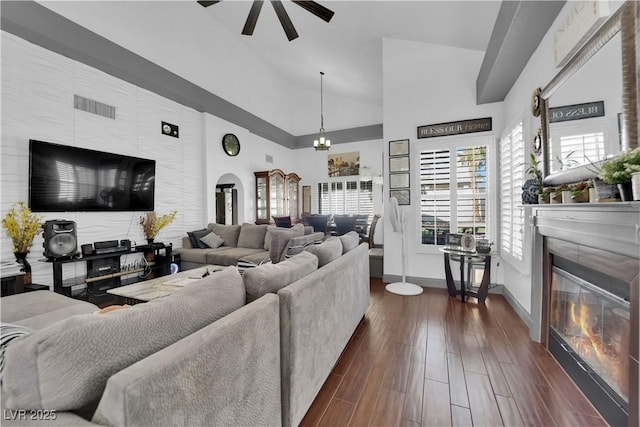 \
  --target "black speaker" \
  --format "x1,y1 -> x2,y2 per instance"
43,220 -> 78,259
